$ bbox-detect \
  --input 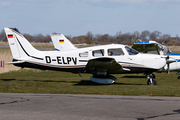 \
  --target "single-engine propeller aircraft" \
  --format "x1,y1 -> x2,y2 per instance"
50,33 -> 86,51
132,40 -> 180,78
50,33 -> 77,51
5,28 -> 167,85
